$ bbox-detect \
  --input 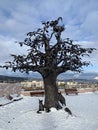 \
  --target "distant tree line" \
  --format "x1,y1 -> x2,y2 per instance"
0,75 -> 27,83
